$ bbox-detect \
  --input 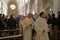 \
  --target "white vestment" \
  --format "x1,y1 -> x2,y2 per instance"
20,18 -> 34,40
35,17 -> 49,40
